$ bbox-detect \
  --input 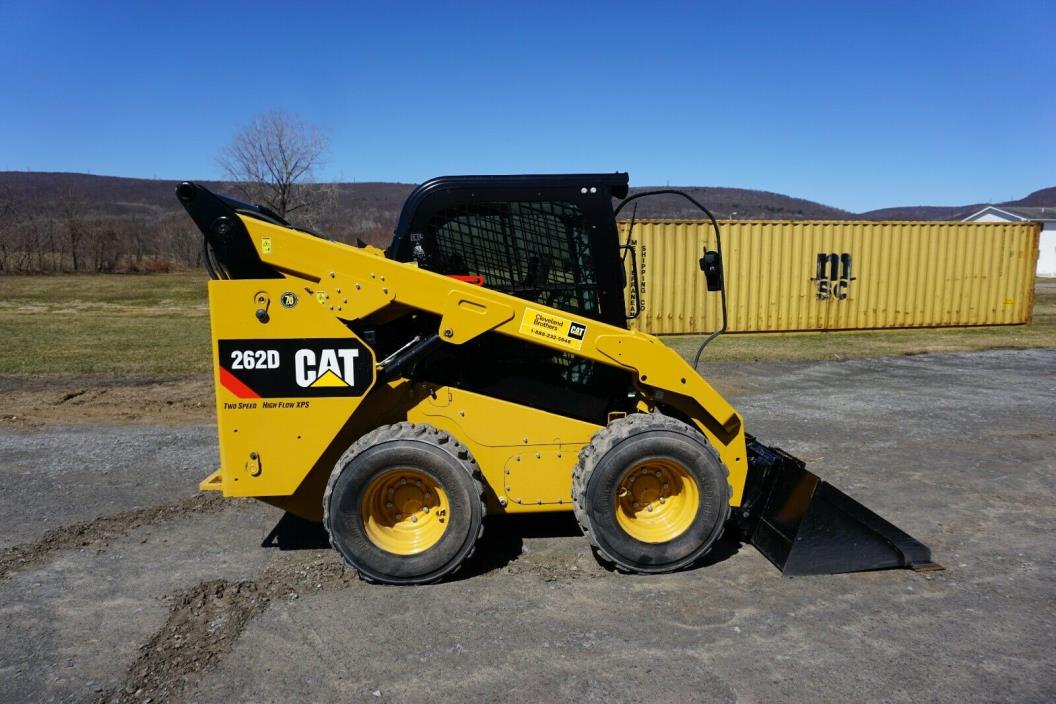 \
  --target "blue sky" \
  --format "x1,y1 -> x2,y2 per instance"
0,1 -> 1052,212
